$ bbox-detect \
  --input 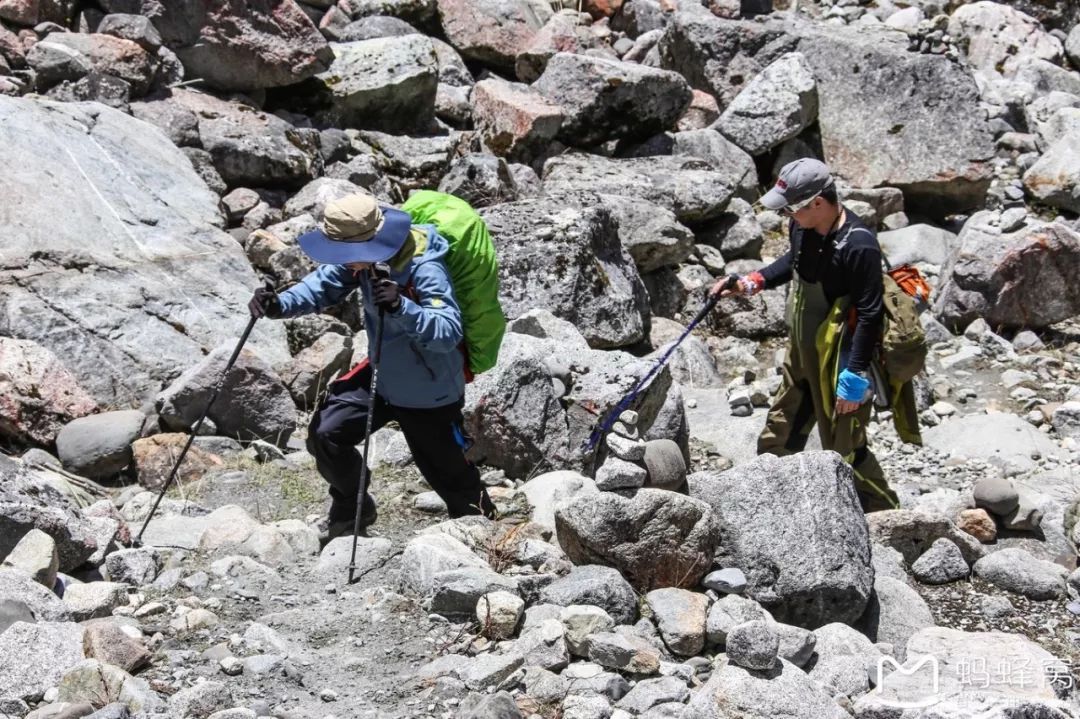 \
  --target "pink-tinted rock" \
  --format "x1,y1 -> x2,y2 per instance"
436,0 -> 552,71
957,508 -> 997,544
0,23 -> 26,67
276,332 -> 354,407
131,434 -> 224,490
677,89 -> 720,131
472,76 -> 563,164
0,338 -> 97,447
0,0 -> 75,27
83,619 -> 151,673
138,0 -> 334,92
515,10 -> 616,83
583,0 -> 624,18
39,32 -> 158,95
